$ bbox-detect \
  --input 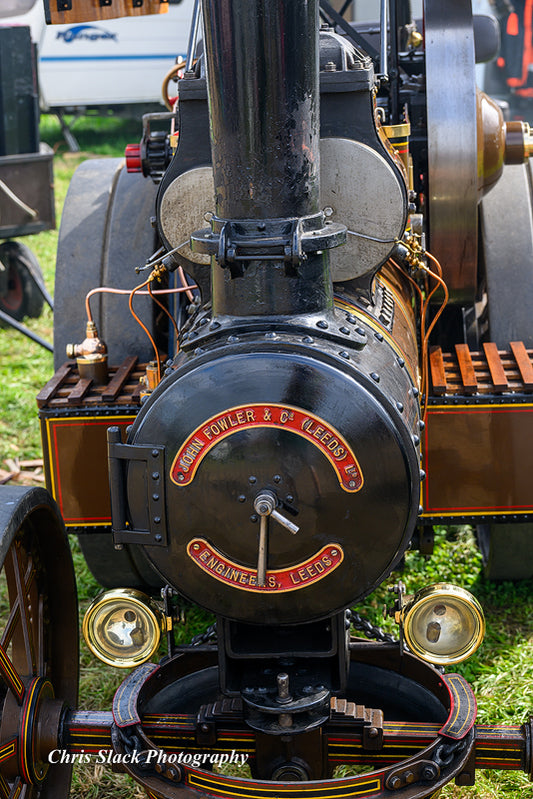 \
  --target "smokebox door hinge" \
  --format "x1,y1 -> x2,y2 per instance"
108,427 -> 168,546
